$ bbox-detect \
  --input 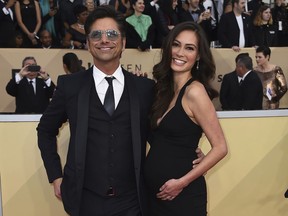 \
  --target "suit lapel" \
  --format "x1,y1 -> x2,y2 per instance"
75,69 -> 94,175
123,70 -> 142,182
